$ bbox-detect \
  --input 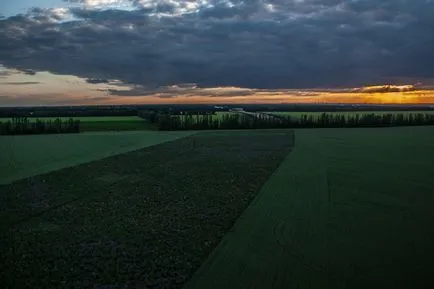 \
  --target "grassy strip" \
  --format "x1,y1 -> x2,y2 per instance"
0,130 -> 294,289
186,126 -> 434,289
79,121 -> 156,131
0,131 -> 193,184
